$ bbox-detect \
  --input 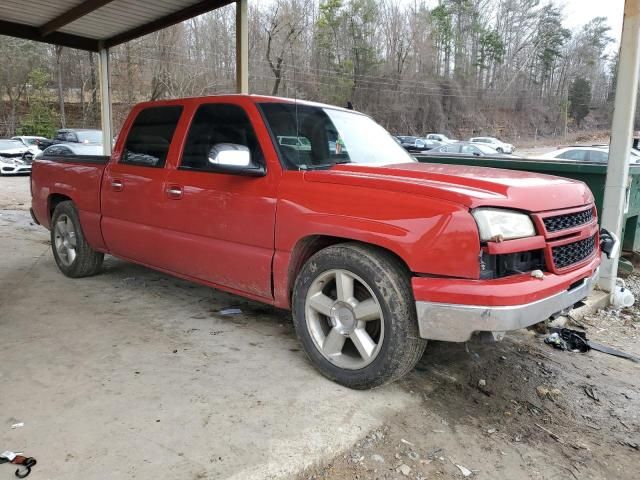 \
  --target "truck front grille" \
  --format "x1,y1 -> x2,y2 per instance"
552,235 -> 596,269
543,208 -> 593,233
